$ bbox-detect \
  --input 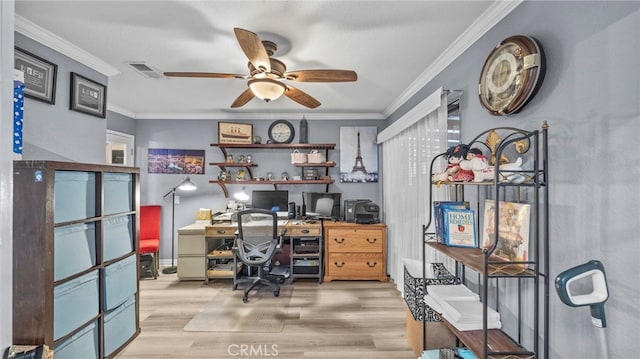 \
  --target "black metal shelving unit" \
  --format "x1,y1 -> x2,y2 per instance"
421,123 -> 549,359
